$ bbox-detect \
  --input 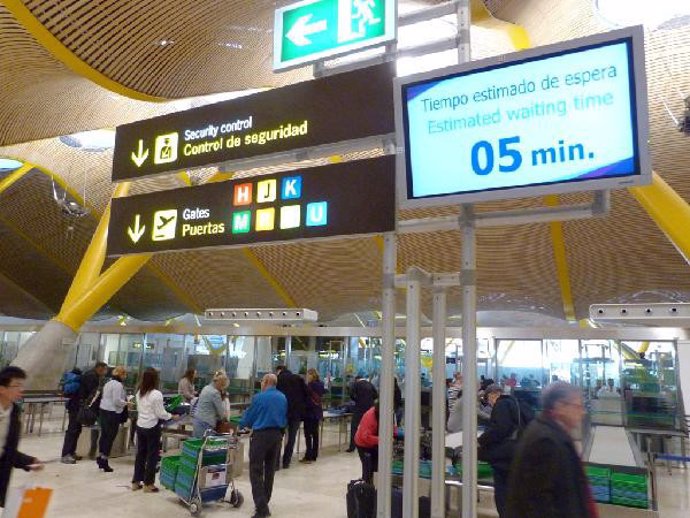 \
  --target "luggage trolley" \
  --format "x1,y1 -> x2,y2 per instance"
162,431 -> 244,516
